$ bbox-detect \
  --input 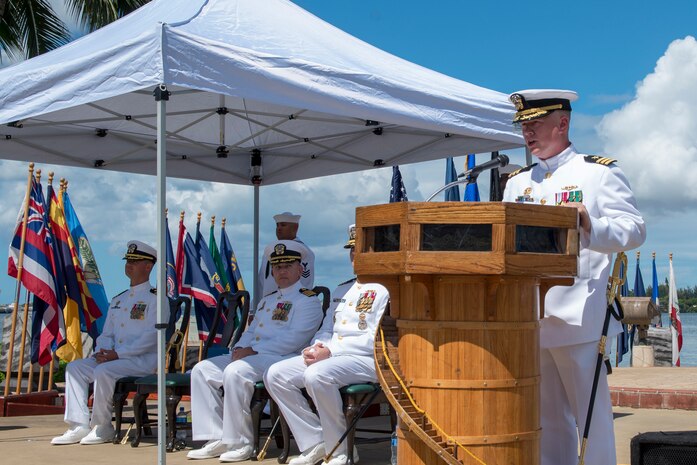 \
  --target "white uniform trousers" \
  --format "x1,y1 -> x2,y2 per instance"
265,354 -> 376,455
63,356 -> 156,427
190,353 -> 284,447
541,341 -> 616,465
